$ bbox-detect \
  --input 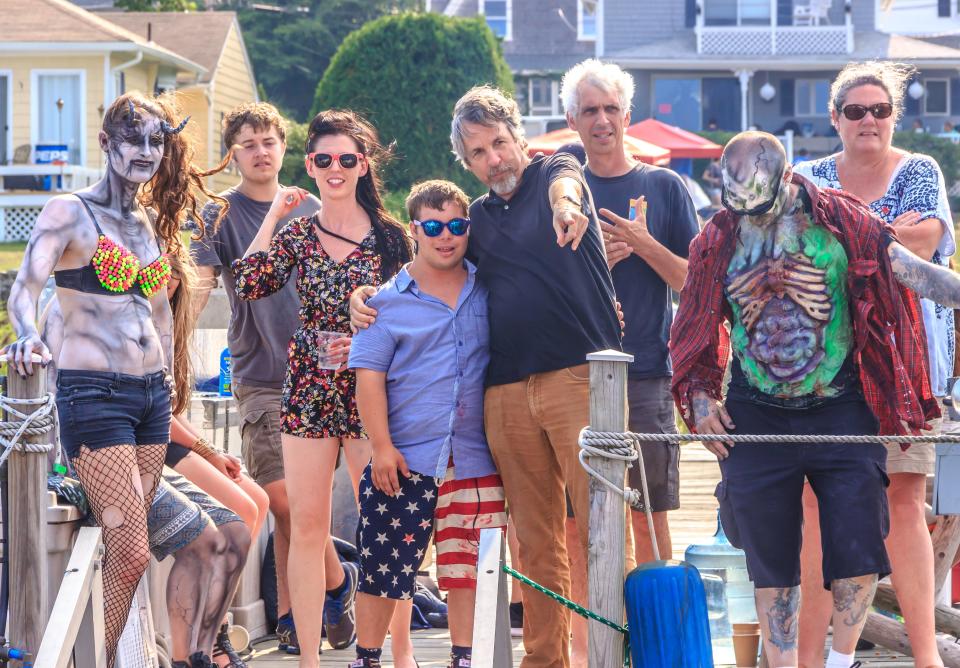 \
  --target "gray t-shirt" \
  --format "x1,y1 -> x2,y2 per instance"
192,188 -> 322,389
